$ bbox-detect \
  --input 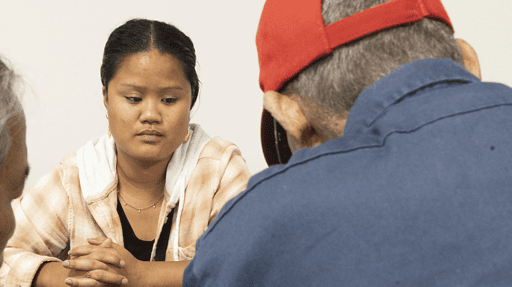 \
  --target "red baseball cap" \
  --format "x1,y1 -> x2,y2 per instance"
257,0 -> 453,166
